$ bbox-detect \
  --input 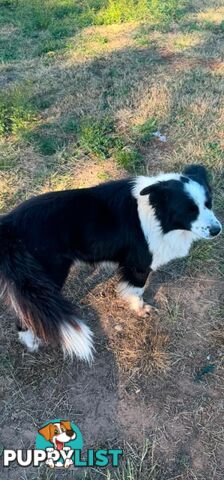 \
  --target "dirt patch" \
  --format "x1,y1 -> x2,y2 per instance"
0,261 -> 223,479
